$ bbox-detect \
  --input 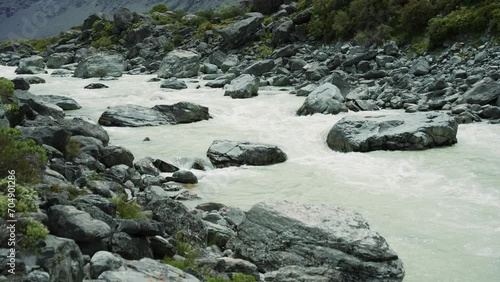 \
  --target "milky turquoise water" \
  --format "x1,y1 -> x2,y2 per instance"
2,67 -> 499,281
